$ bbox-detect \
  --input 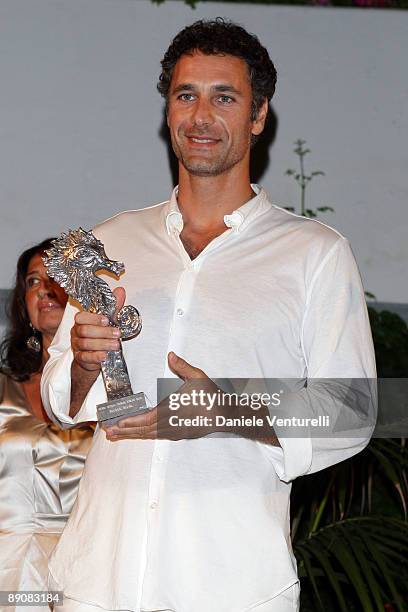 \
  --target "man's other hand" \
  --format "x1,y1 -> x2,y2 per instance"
103,352 -> 215,441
